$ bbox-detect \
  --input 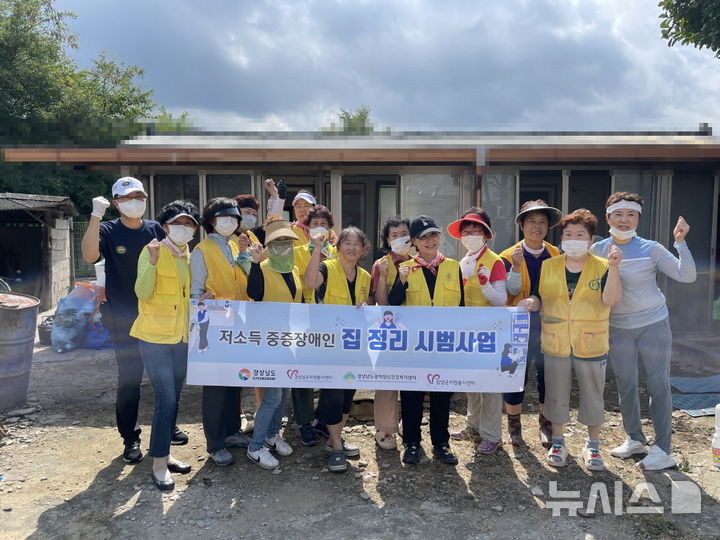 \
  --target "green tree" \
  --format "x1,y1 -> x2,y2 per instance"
0,0 -> 191,213
0,0 -> 76,119
659,0 -> 720,57
321,105 -> 375,135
